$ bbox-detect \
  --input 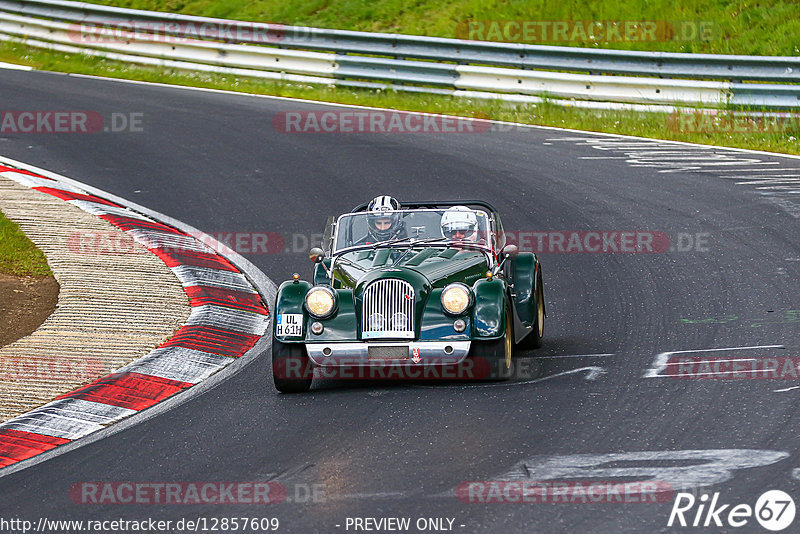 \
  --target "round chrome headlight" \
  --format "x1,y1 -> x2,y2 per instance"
305,286 -> 337,318
441,283 -> 472,315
